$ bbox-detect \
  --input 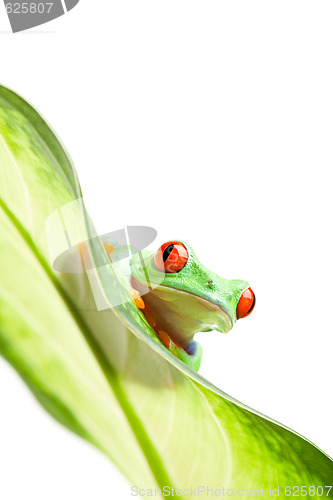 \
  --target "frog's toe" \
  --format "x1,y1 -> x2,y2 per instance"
103,242 -> 115,256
